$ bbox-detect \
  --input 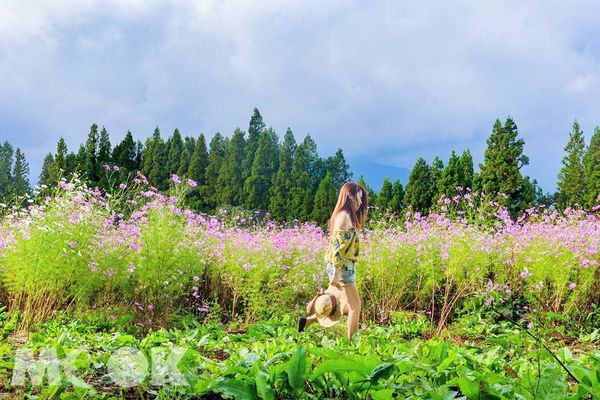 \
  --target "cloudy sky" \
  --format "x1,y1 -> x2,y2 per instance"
1,0 -> 599,192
